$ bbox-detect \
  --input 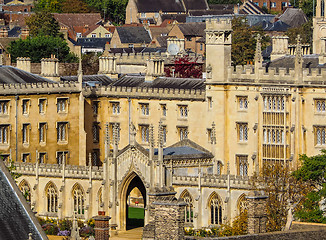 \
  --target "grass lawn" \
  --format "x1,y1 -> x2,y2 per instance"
127,207 -> 144,229
128,207 -> 144,219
